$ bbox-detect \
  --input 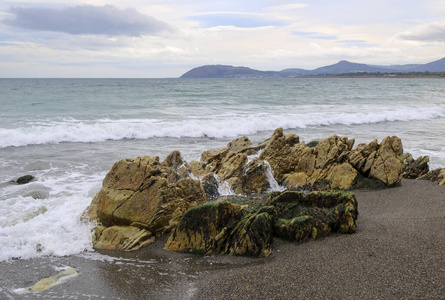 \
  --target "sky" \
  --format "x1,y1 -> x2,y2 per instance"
0,0 -> 444,78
